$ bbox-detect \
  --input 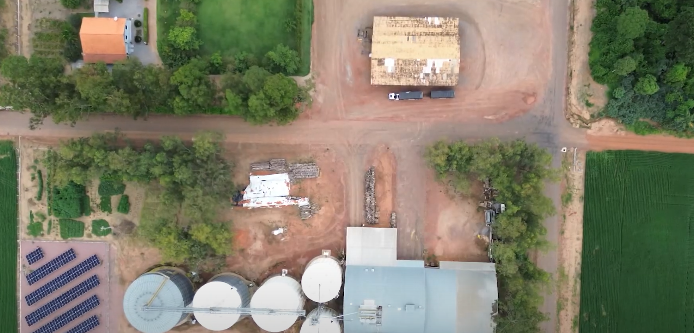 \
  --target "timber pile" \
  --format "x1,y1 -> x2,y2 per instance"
390,212 -> 397,228
250,159 -> 288,172
289,163 -> 320,179
365,167 -> 378,224
299,202 -> 321,220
